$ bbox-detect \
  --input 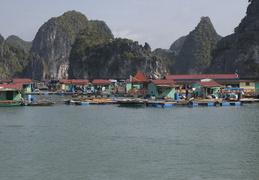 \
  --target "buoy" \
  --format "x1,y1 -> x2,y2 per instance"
214,101 -> 220,107
187,101 -> 193,107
